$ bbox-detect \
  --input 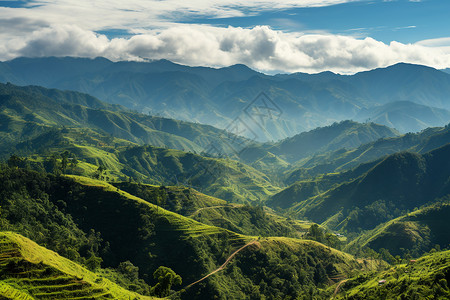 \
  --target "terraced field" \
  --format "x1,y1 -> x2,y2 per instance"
0,232 -> 154,300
